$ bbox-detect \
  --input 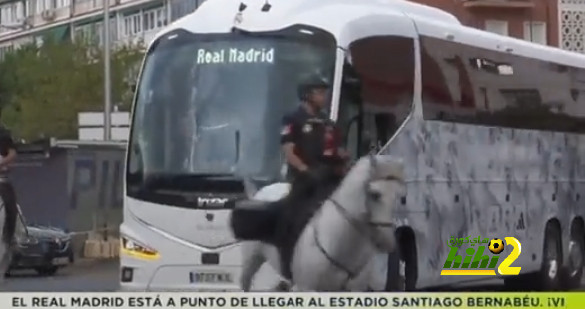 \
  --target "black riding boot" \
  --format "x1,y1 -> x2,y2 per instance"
275,175 -> 314,280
